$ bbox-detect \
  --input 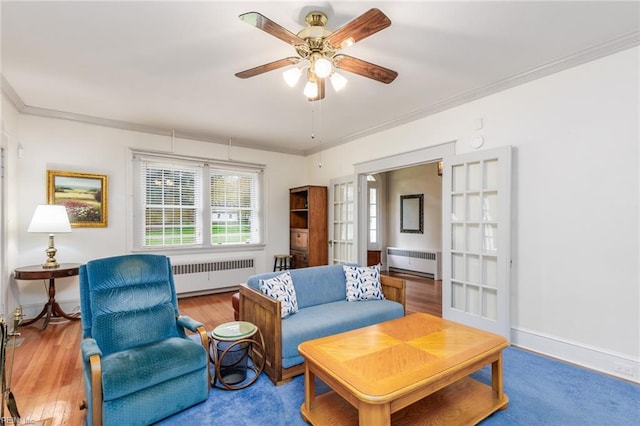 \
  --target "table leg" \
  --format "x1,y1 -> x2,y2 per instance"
211,335 -> 264,390
492,352 -> 508,410
359,402 -> 390,426
20,278 -> 79,331
19,303 -> 50,328
51,301 -> 81,321
304,362 -> 316,414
